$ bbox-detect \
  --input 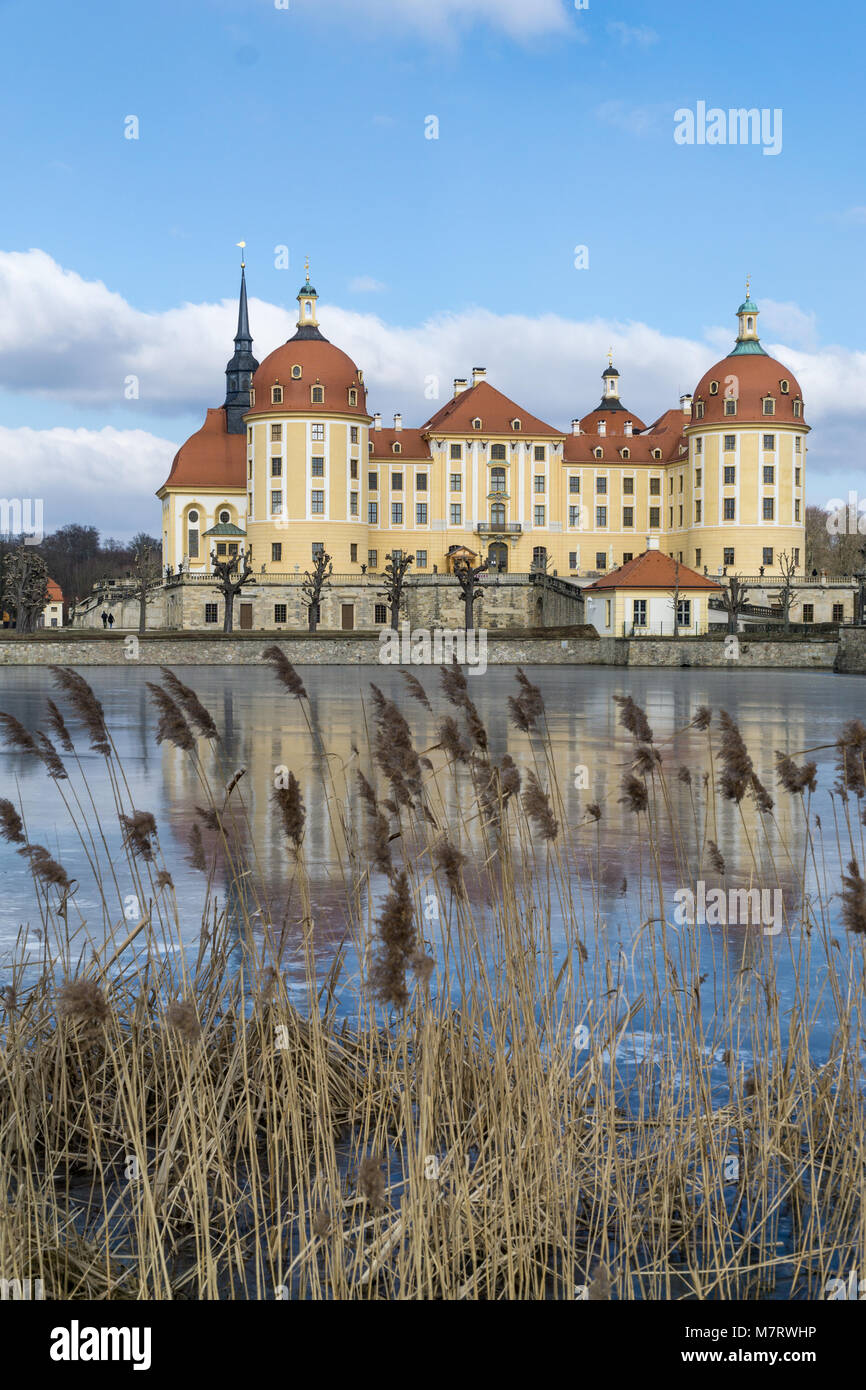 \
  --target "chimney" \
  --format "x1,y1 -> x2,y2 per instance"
571,420 -> 581,436
453,378 -> 468,396
646,534 -> 660,551
597,420 -> 606,437
472,367 -> 487,387
624,420 -> 633,437
393,412 -> 402,431
680,393 -> 693,414
373,412 -> 382,430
